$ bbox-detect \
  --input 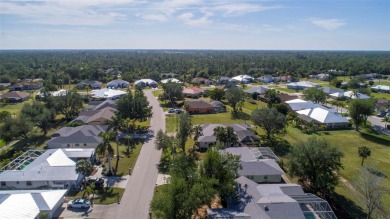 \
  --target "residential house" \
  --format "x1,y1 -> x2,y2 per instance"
0,190 -> 67,219
321,87 -> 344,95
47,125 -> 107,149
277,75 -> 298,83
91,88 -> 127,100
107,79 -> 130,89
72,107 -> 116,125
0,83 -> 11,89
309,73 -> 330,81
278,93 -> 299,102
83,99 -> 117,111
222,147 -> 283,183
256,75 -> 275,83
0,91 -> 30,103
374,98 -> 390,114
371,85 -> 390,93
296,107 -> 349,129
134,79 -> 158,88
354,73 -> 382,80
185,99 -> 215,114
245,86 -> 268,95
217,77 -> 231,84
287,81 -> 319,90
210,100 -> 226,112
191,77 -> 213,85
285,99 -> 327,111
37,89 -> 68,98
160,78 -> 182,84
197,124 -> 259,149
0,148 -> 95,190
76,80 -> 103,89
230,75 -> 254,84
182,87 -> 204,98
8,80 -> 43,91
208,176 -> 336,219
329,91 -> 370,100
